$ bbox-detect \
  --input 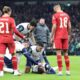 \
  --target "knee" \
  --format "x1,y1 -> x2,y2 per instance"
25,66 -> 31,73
56,50 -> 62,55
63,50 -> 68,55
